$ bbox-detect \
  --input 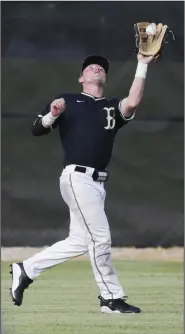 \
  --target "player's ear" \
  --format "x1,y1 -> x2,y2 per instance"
78,75 -> 84,84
